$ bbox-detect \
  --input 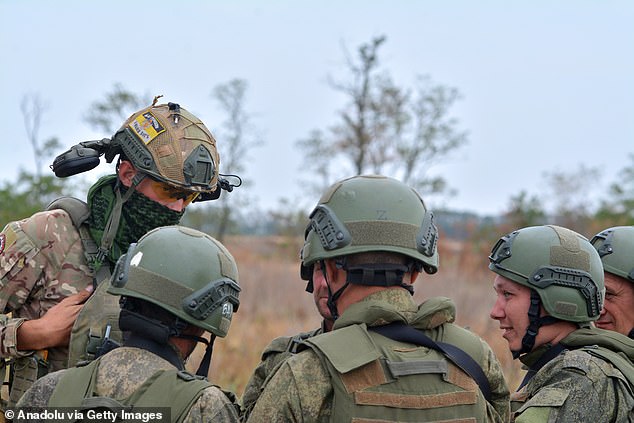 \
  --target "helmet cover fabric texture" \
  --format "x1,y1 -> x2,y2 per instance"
489,225 -> 605,322
301,175 -> 439,276
591,226 -> 634,282
108,225 -> 240,337
114,103 -> 220,194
